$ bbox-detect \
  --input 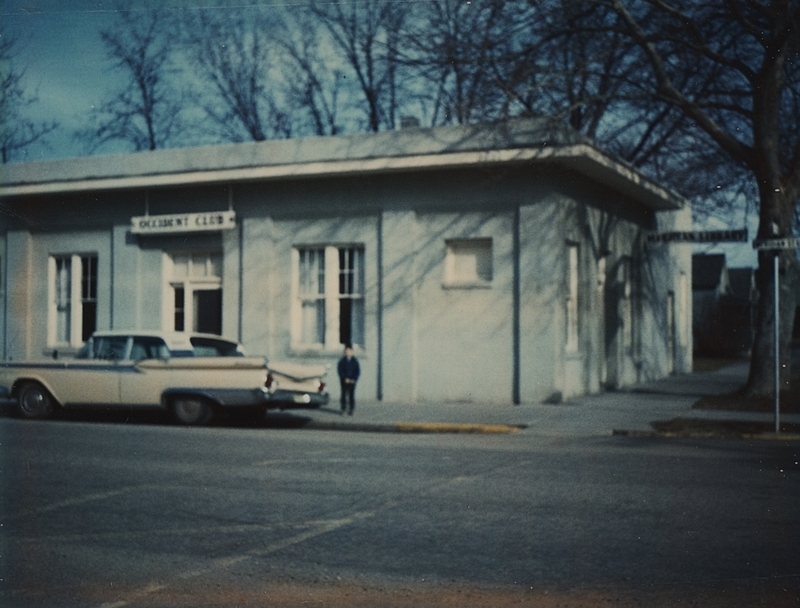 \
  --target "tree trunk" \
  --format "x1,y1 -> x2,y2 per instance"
746,248 -> 799,396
